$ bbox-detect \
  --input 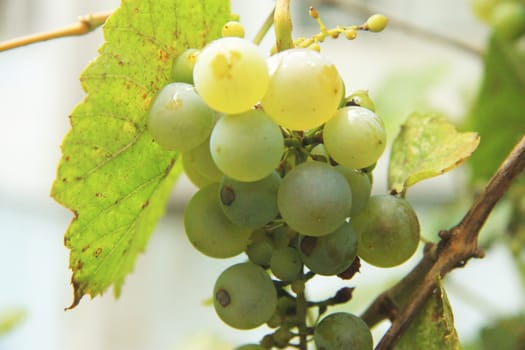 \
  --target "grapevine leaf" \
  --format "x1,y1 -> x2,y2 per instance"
51,0 -> 230,308
388,112 -> 480,194
464,36 -> 525,184
395,278 -> 460,350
